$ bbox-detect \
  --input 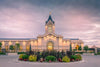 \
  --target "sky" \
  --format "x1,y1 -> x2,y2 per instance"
0,0 -> 100,47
